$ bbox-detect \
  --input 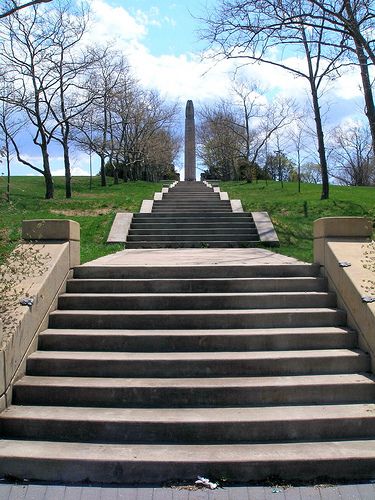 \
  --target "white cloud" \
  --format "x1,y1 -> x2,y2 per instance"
51,166 -> 90,177
83,0 -> 368,134
90,0 -> 146,41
